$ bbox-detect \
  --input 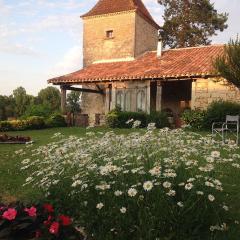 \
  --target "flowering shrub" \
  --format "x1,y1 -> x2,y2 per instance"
0,202 -> 83,240
22,126 -> 240,239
